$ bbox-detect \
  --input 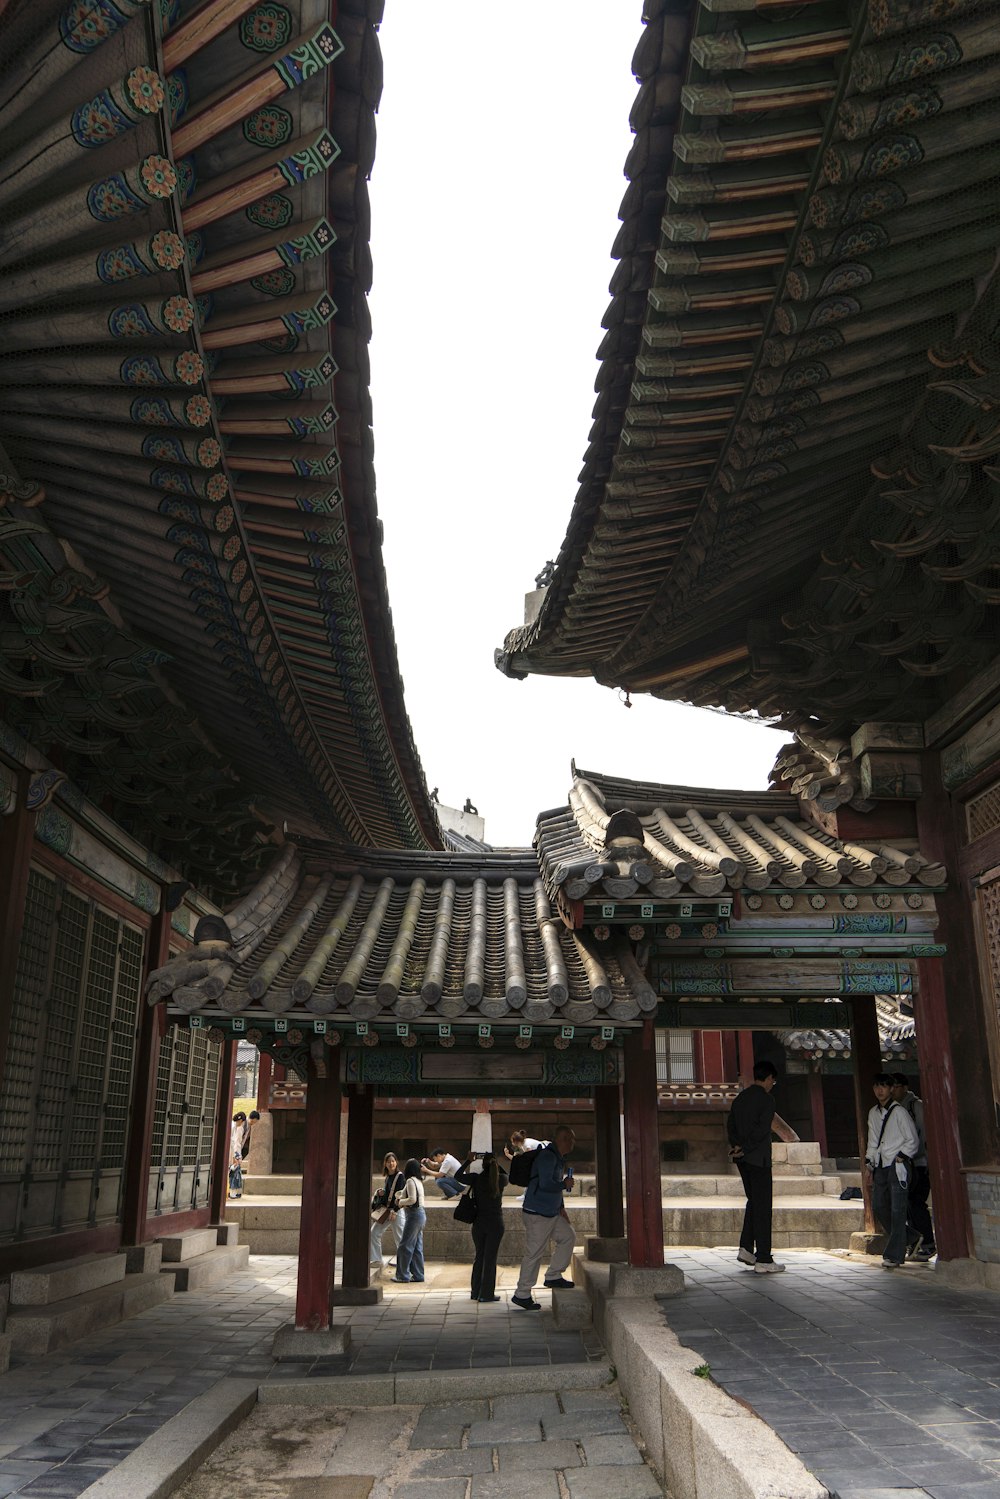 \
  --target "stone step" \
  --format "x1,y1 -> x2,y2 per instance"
160,1242 -> 250,1292
10,1252 -> 126,1307
157,1227 -> 222,1263
6,1271 -> 173,1356
0,1334 -> 10,1374
243,1174 -> 306,1196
